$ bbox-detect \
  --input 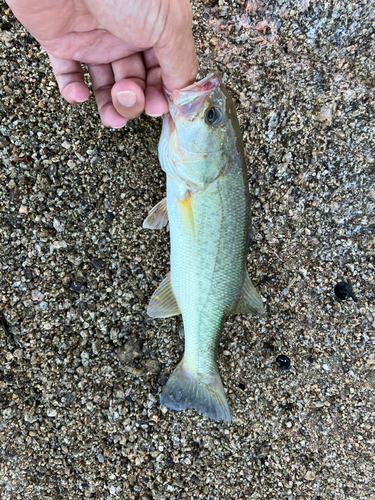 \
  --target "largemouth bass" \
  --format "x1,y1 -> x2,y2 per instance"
143,73 -> 264,423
